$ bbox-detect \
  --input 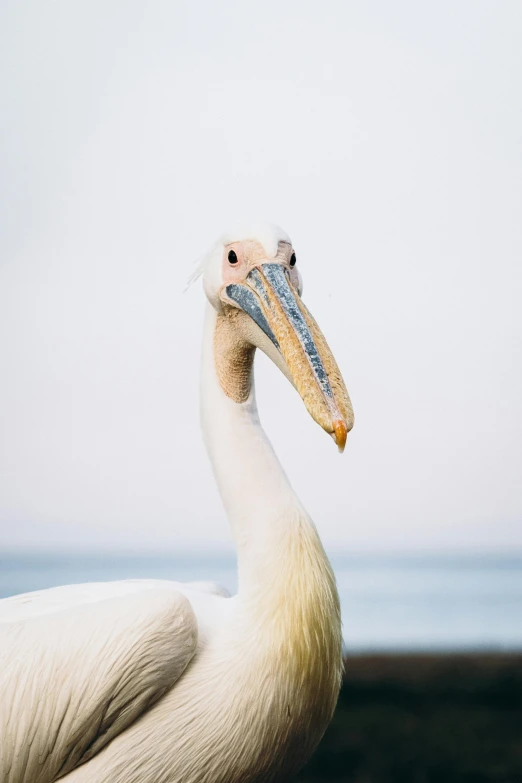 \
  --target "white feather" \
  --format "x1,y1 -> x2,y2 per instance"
185,221 -> 291,290
1,228 -> 342,783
